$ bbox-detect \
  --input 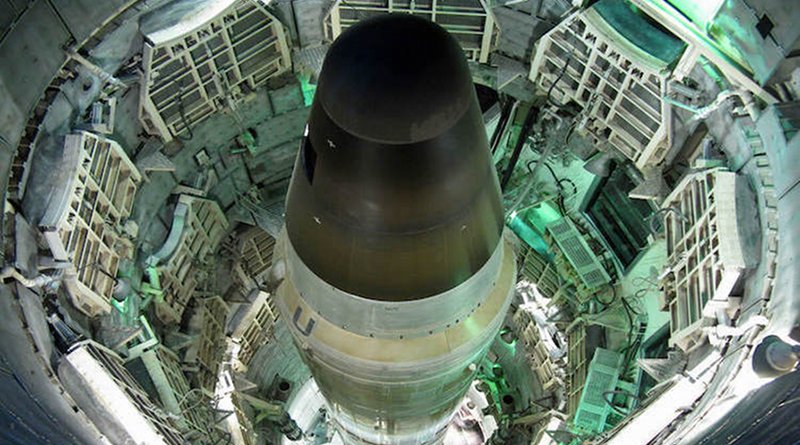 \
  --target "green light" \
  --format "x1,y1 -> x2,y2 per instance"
661,0 -> 752,74
111,297 -> 129,314
666,0 -> 724,27
463,317 -> 483,336
297,73 -> 317,107
594,0 -> 686,65
523,202 -> 562,232
507,213 -> 547,254
507,201 -> 563,256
